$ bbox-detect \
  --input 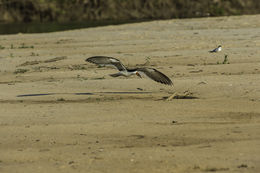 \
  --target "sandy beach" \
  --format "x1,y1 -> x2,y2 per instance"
0,14 -> 260,173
